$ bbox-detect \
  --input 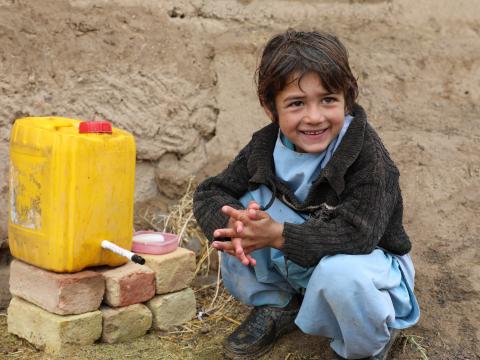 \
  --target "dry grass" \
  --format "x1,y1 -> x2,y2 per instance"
138,177 -> 215,277
151,287 -> 246,360
402,334 -> 429,360
157,178 -> 233,318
